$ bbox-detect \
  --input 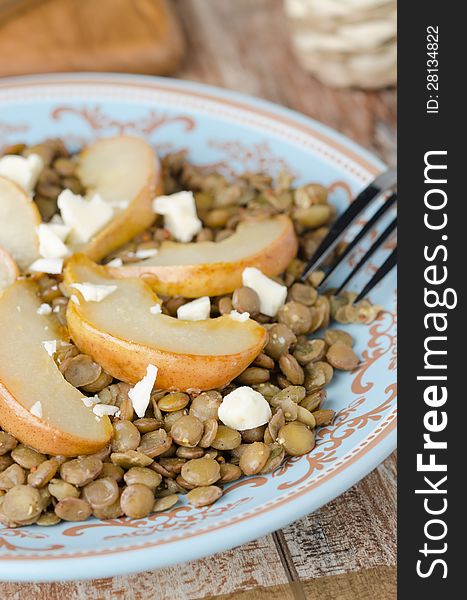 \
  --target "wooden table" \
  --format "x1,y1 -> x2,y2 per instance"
1,1 -> 396,598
